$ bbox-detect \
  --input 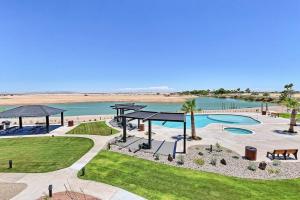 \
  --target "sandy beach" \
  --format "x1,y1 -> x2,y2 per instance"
0,93 -> 194,106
